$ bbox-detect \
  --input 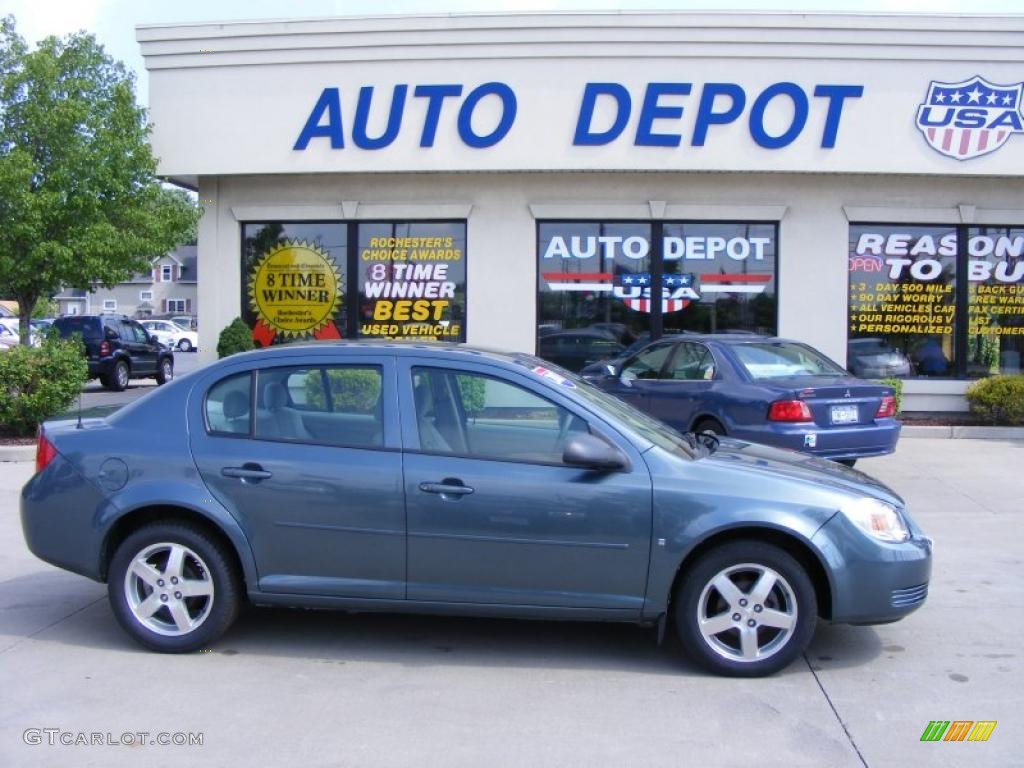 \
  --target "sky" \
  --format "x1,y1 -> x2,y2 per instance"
5,0 -> 1023,105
